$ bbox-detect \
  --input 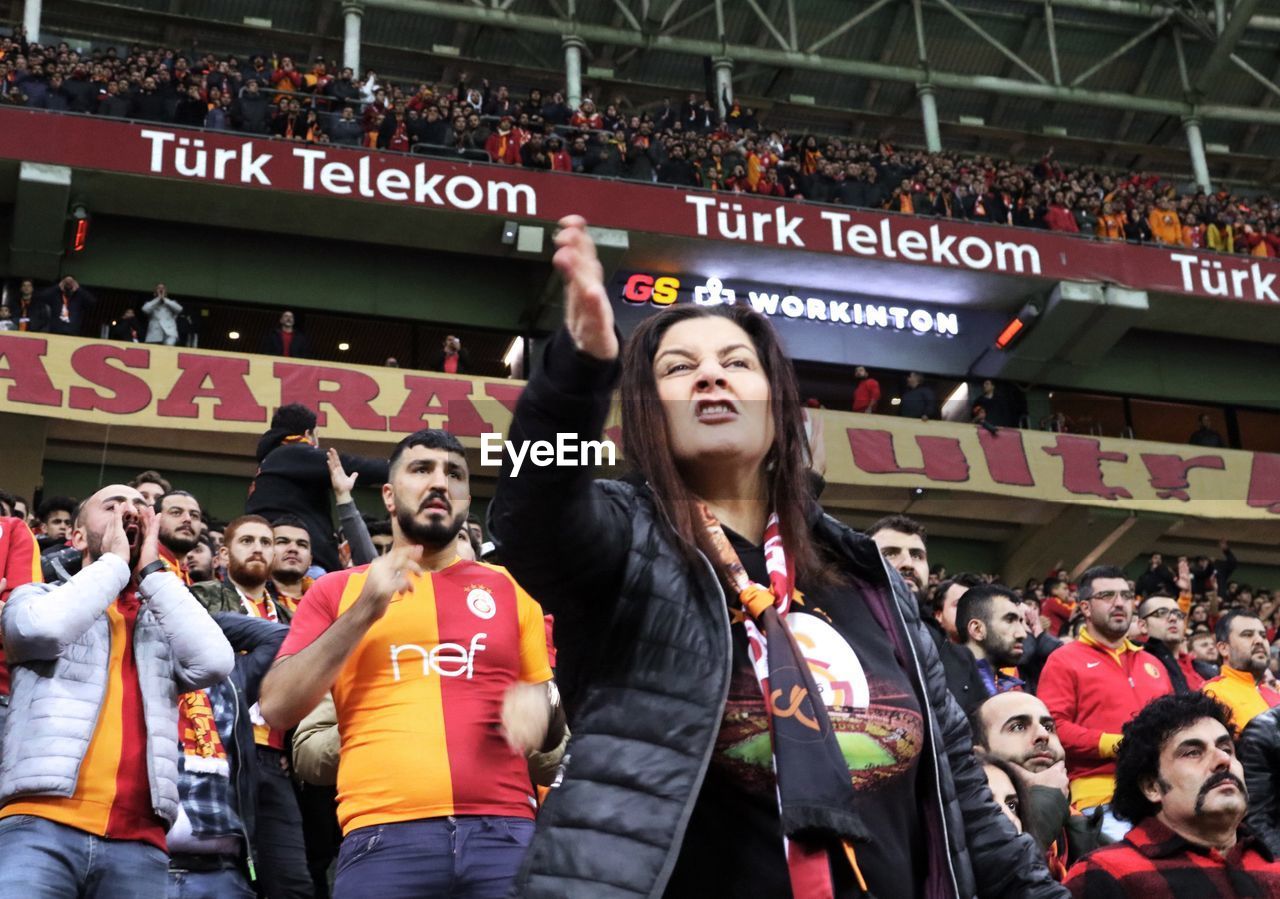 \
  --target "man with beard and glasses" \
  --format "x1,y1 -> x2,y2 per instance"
192,516 -> 312,898
0,485 -> 232,898
973,692 -> 1107,878
1137,595 -> 1204,695
268,514 -> 314,617
1203,611 -> 1280,730
259,429 -> 564,899
1064,693 -> 1280,897
1039,566 -> 1174,842
959,584 -> 1029,697
156,490 -> 202,582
